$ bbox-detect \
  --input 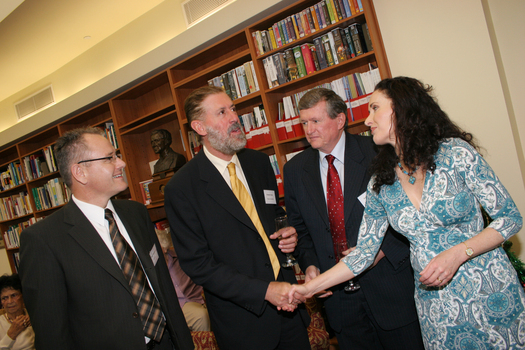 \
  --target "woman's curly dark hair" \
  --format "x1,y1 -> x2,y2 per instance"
369,77 -> 479,193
